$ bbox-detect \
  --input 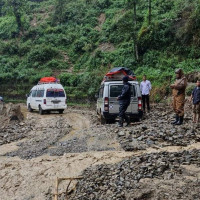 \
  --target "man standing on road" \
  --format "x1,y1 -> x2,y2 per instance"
140,75 -> 152,113
170,68 -> 187,125
117,76 -> 131,127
